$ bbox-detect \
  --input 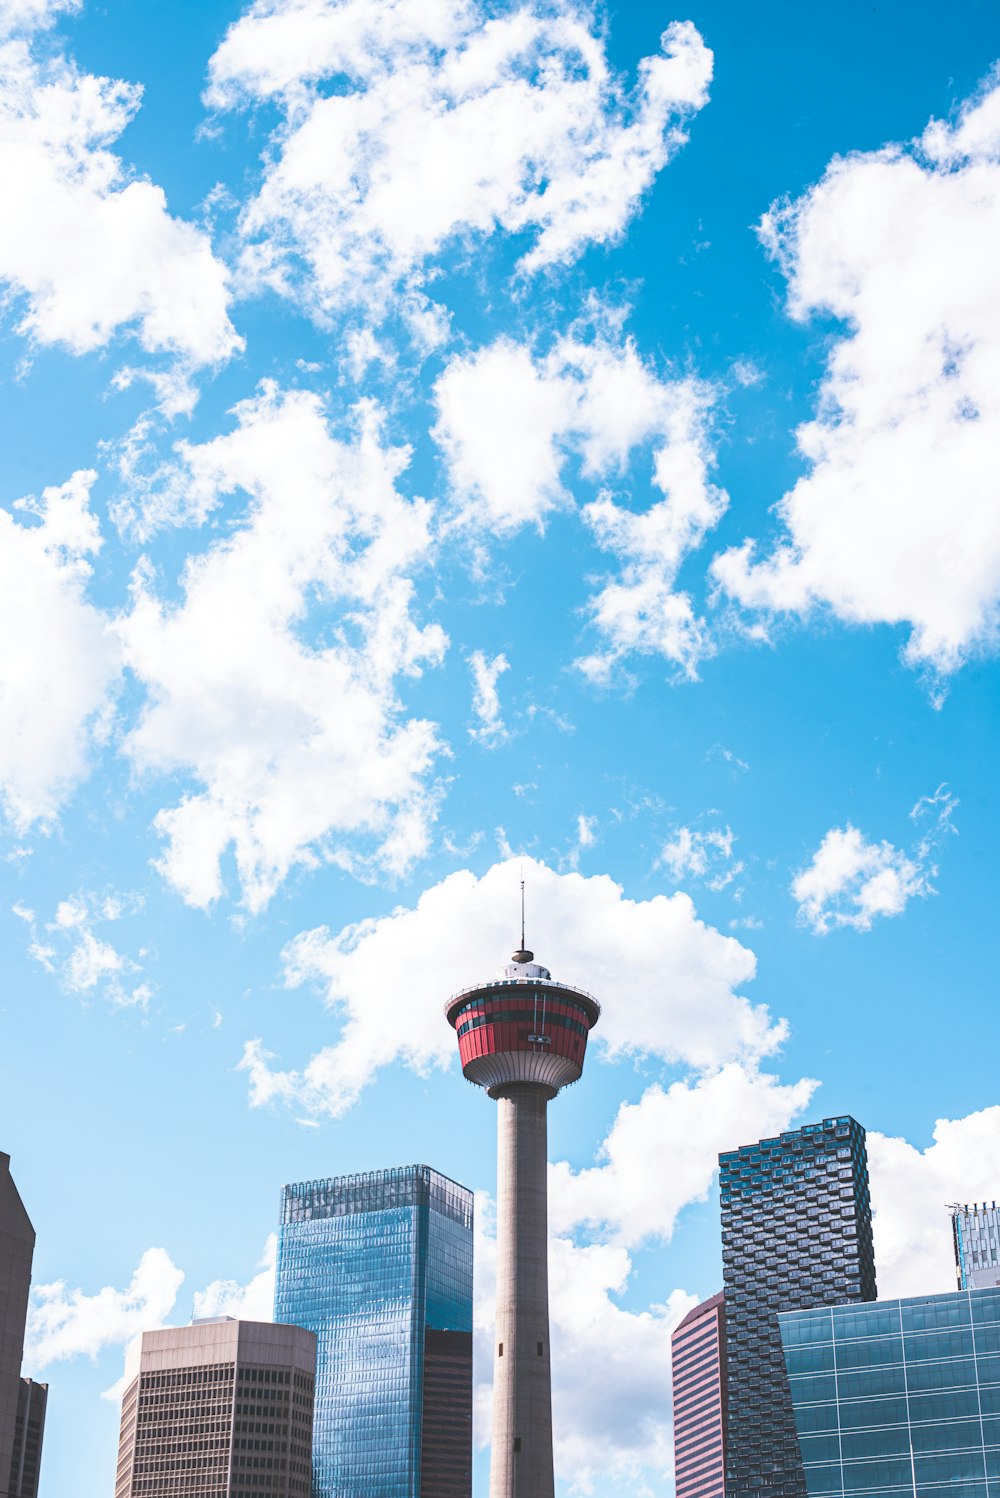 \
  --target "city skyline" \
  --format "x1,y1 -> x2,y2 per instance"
1,0 -> 1000,1494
